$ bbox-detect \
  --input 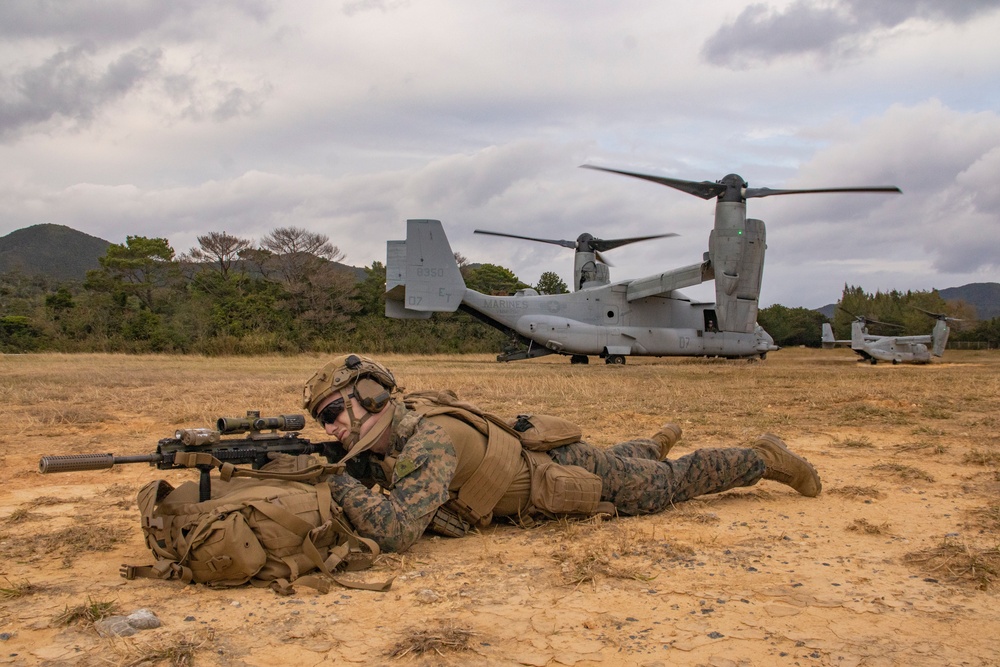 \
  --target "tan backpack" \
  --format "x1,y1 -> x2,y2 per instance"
124,458 -> 391,595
